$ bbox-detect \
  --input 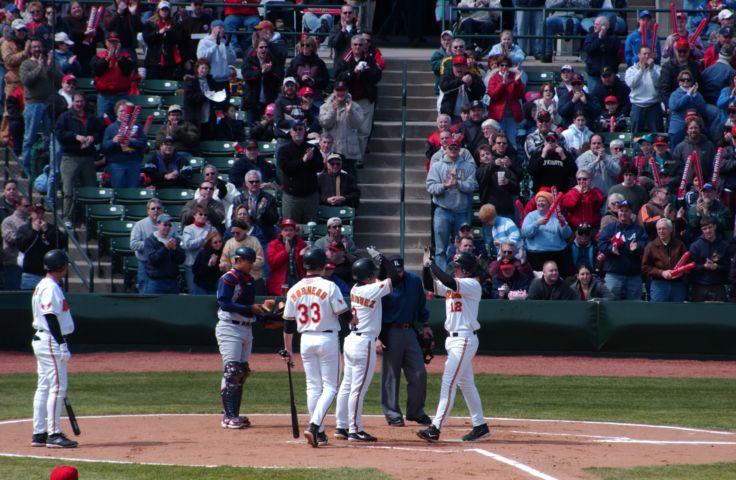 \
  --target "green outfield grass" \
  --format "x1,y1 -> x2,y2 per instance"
1,372 -> 735,430
1,371 -> 735,480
